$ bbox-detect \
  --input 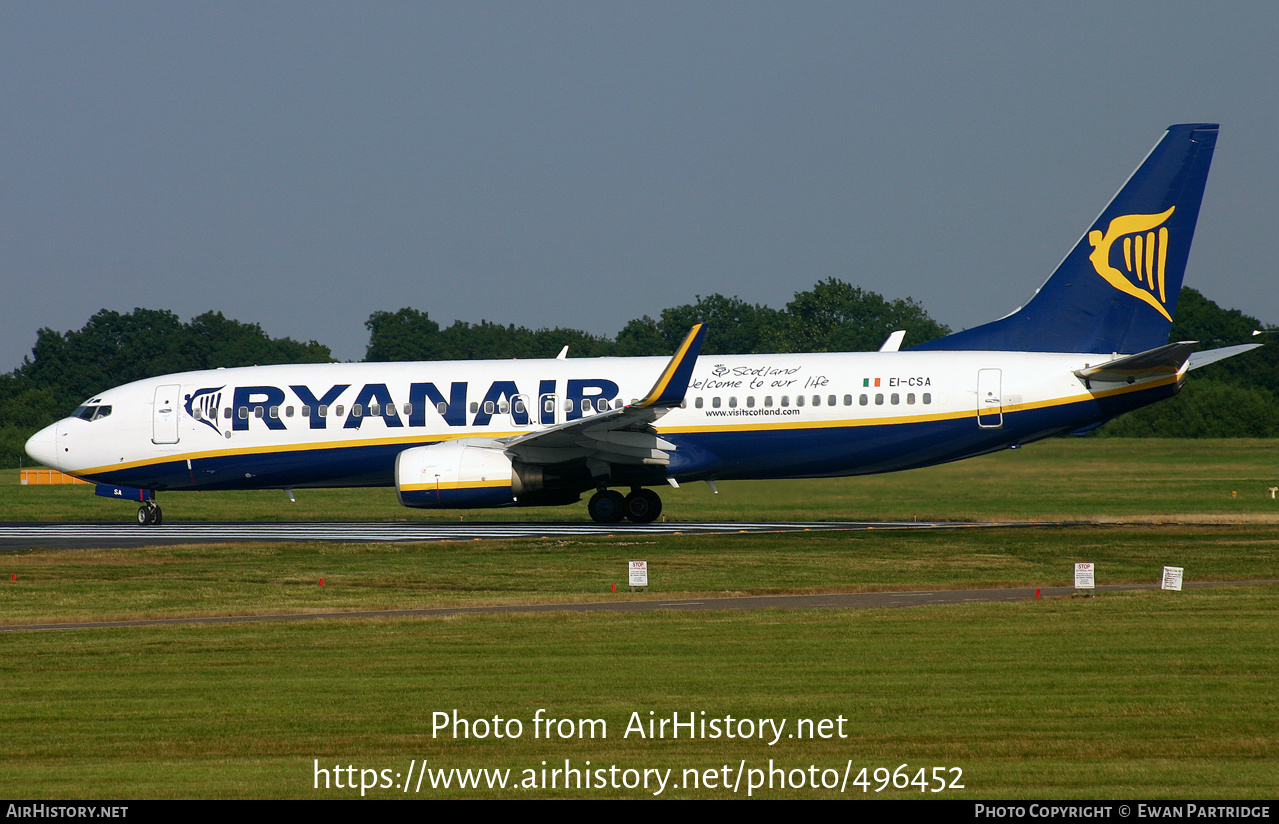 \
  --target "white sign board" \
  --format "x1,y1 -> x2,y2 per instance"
1074,562 -> 1095,590
629,560 -> 649,588
1161,566 -> 1184,591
